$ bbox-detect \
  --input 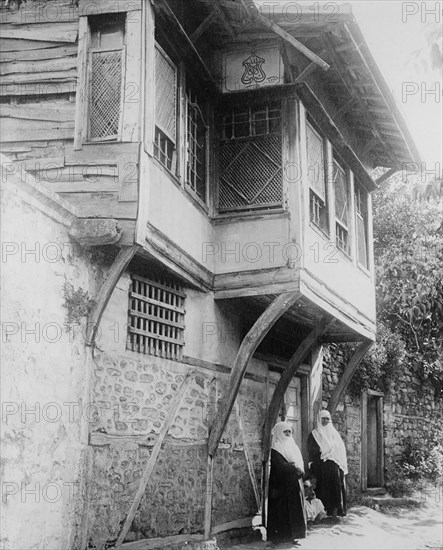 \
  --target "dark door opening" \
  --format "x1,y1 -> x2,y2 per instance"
362,391 -> 384,490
